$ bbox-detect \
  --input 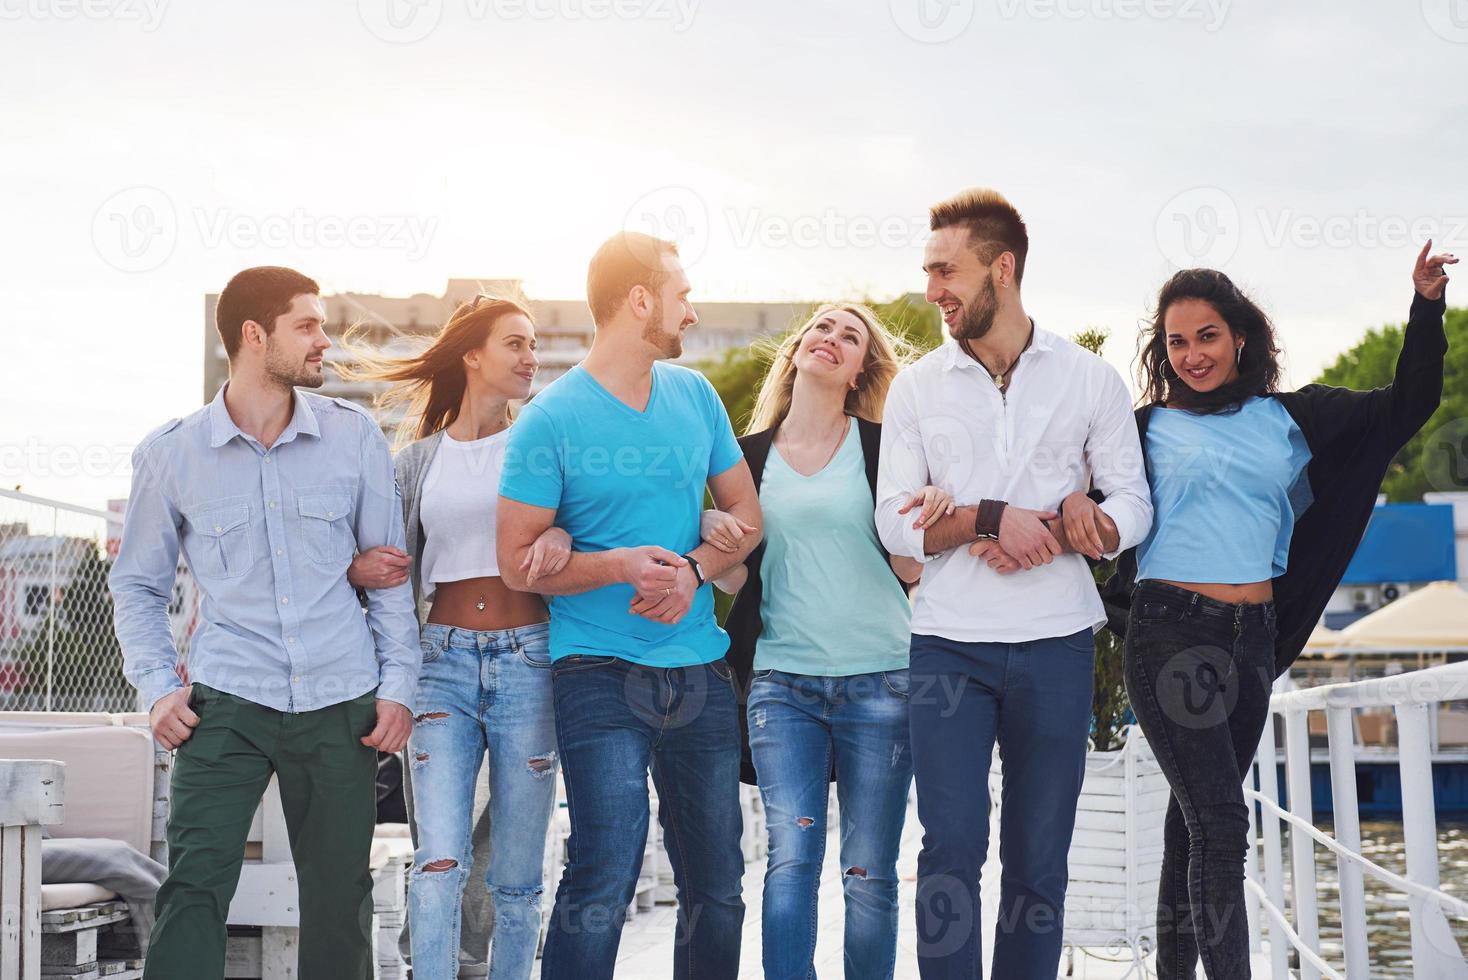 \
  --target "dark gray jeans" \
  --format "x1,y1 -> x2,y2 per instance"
1123,580 -> 1276,980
